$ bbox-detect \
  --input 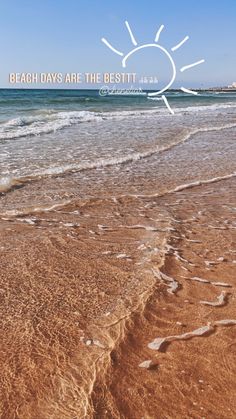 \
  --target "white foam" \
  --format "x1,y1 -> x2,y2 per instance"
159,271 -> 179,294
214,319 -> 236,326
148,99 -> 236,113
0,201 -> 71,218
171,172 -> 236,193
116,253 -> 130,259
200,291 -> 227,307
1,106 -> 236,141
0,176 -> 15,192
191,277 -> 210,283
178,102 -> 236,113
136,170 -> 236,200
0,111 -> 104,140
152,268 -> 179,295
211,281 -> 232,287
148,323 -> 213,351
138,360 -> 157,369
190,277 -> 231,287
